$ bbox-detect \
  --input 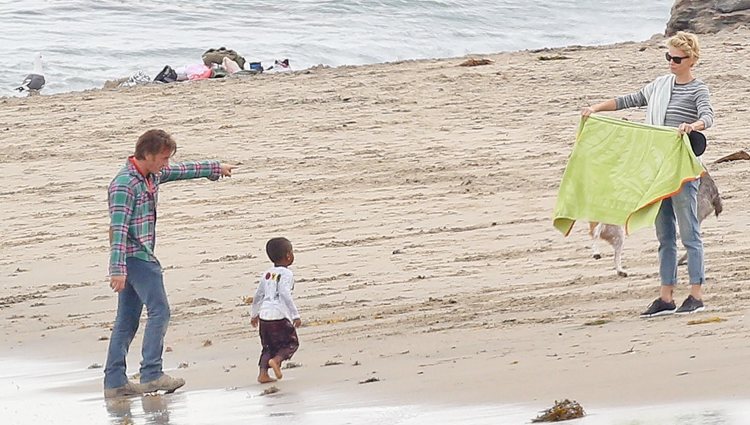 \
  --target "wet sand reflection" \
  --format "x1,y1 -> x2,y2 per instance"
2,358 -> 749,424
